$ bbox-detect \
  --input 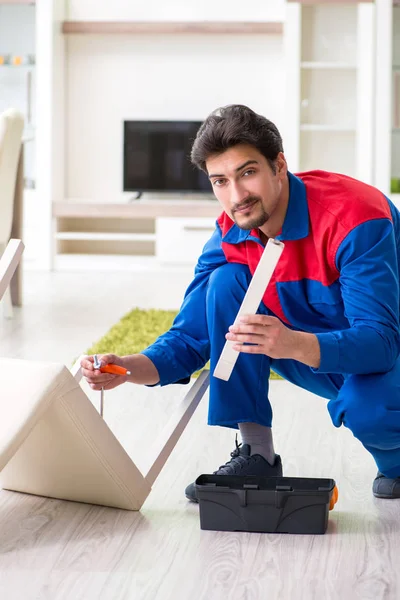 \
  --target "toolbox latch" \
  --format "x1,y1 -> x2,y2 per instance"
275,485 -> 293,509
